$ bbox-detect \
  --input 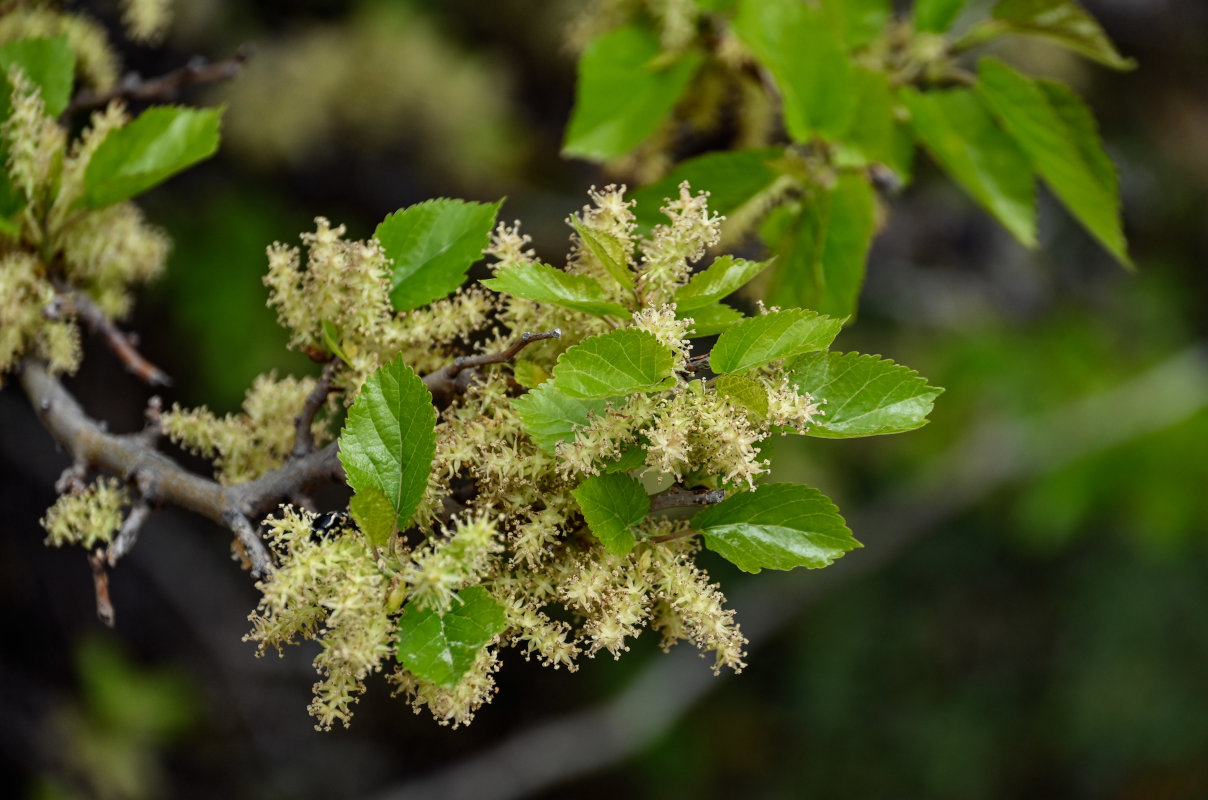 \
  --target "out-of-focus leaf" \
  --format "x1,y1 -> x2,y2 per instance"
785,351 -> 942,438
551,329 -> 676,398
563,24 -> 703,160
338,356 -> 436,531
914,0 -> 970,33
766,174 -> 877,320
693,483 -> 858,573
83,106 -> 221,207
481,261 -> 630,317
986,0 -> 1136,71
572,217 -> 635,291
0,36 -> 75,117
349,486 -> 395,549
375,198 -> 501,310
733,0 -> 855,142
573,473 -> 650,555
631,148 -> 785,229
679,302 -> 745,337
977,58 -> 1129,266
821,0 -> 892,49
396,586 -> 506,689
900,86 -> 1037,246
